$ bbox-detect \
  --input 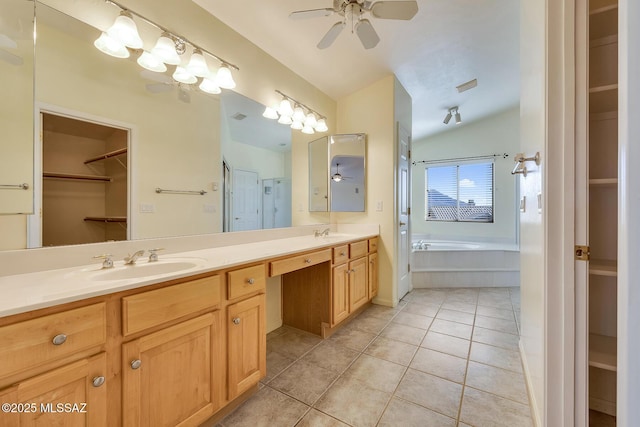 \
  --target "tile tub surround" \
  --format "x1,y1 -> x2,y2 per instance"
0,224 -> 378,317
214,287 -> 532,427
